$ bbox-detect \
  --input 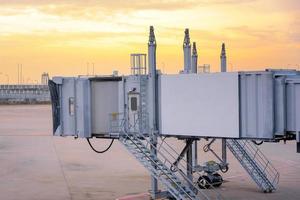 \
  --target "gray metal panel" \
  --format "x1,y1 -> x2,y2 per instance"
286,76 -> 300,132
75,78 -> 92,138
60,78 -> 76,136
91,81 -> 119,134
273,76 -> 286,135
266,69 -> 299,136
158,73 -> 240,138
239,72 -> 274,139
